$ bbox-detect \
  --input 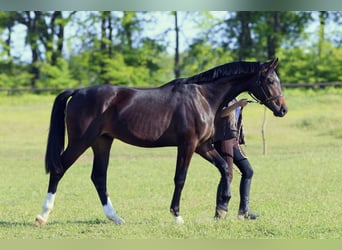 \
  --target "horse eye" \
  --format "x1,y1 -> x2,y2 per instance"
267,79 -> 274,85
